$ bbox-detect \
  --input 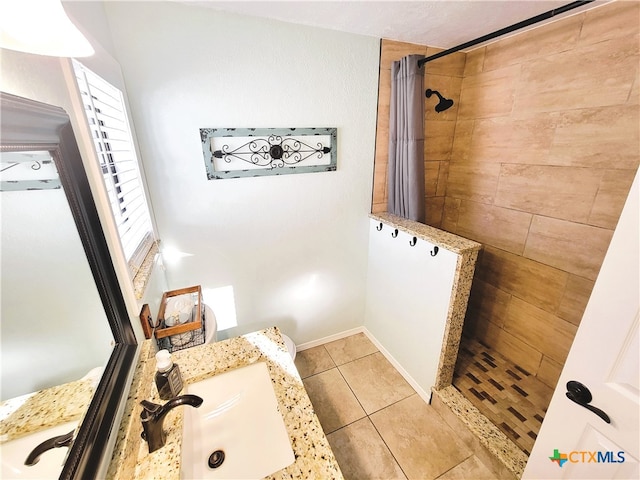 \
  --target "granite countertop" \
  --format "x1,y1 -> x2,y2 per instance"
108,327 -> 343,479
0,379 -> 94,443
370,212 -> 481,254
